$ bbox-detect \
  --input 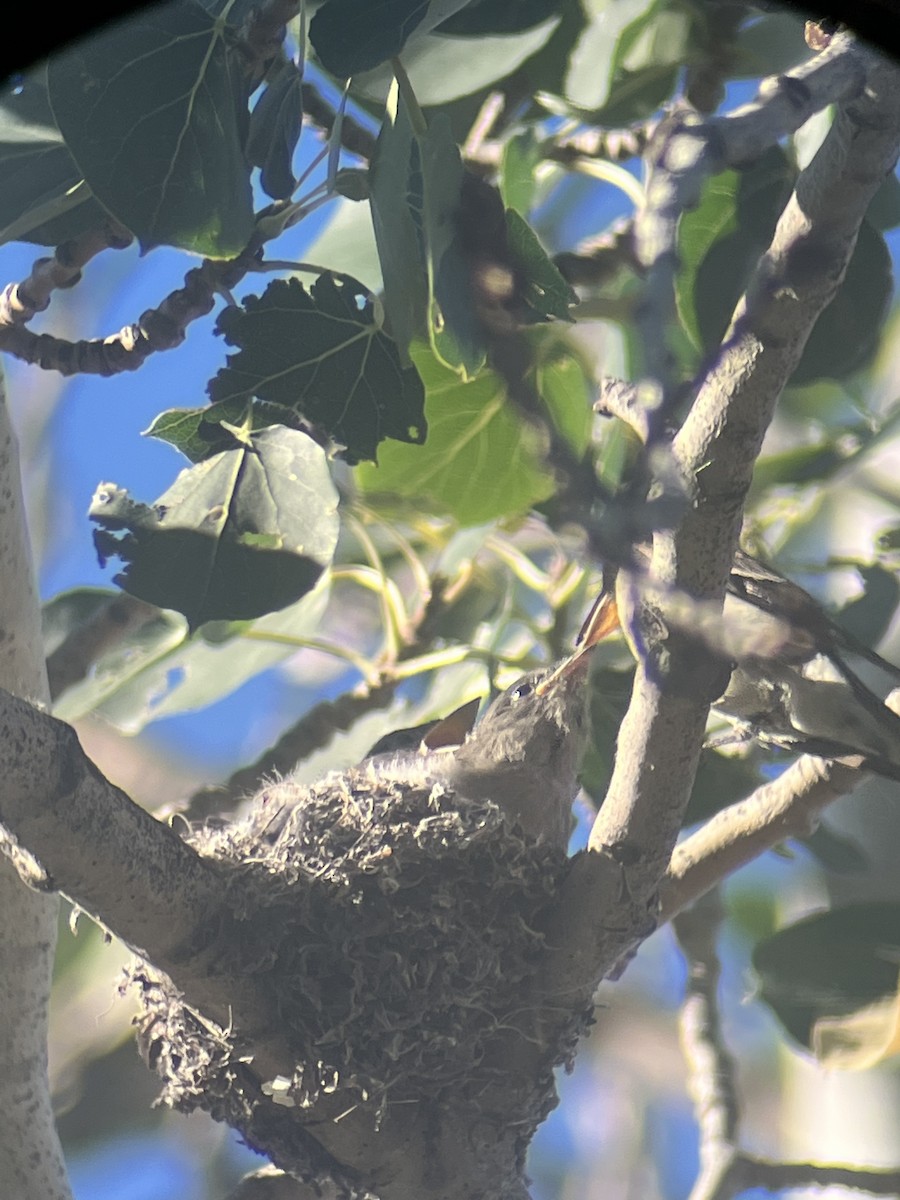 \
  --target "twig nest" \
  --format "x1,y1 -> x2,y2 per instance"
133,765 -> 589,1189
